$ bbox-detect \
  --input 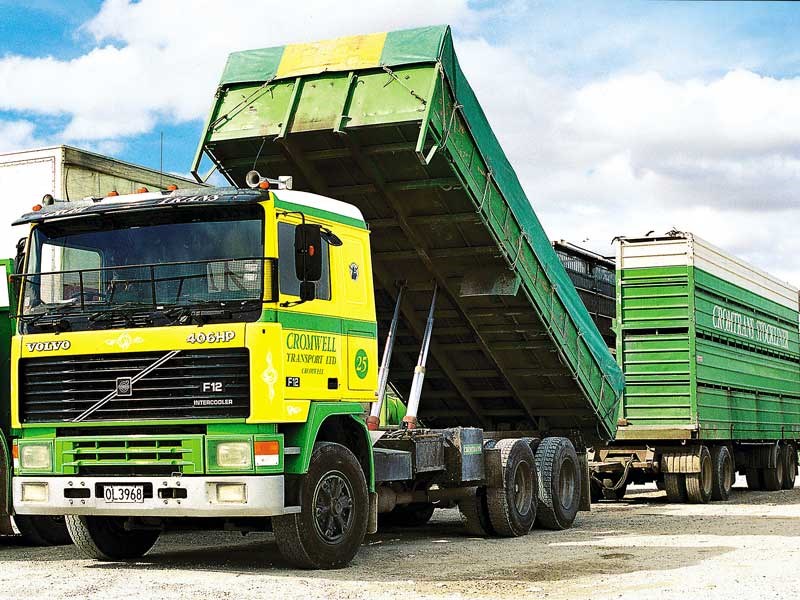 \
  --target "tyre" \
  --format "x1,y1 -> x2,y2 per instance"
782,444 -> 797,490
458,486 -> 494,536
685,446 -> 713,504
655,479 -> 666,491
663,473 -> 687,502
746,468 -> 763,490
273,442 -> 368,569
534,437 -> 580,530
762,452 -> 784,492
14,515 -> 71,546
378,502 -> 435,528
486,439 -> 537,537
65,515 -> 159,560
710,446 -> 733,501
